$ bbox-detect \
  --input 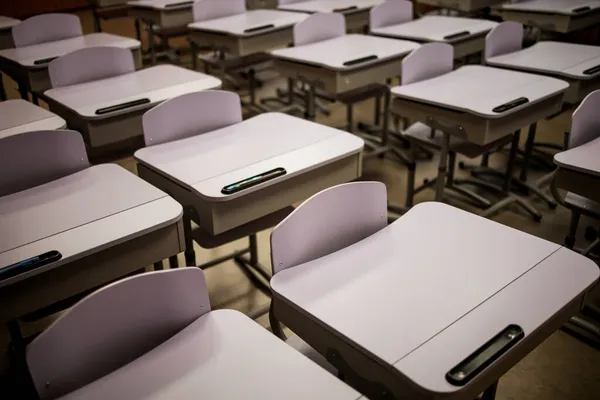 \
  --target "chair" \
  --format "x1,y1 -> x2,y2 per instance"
270,182 -> 388,373
140,91 -> 292,310
11,14 -> 82,48
27,268 -> 211,400
552,90 -> 600,252
397,43 -> 515,210
48,47 -> 135,88
369,0 -> 413,30
0,130 -> 89,197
